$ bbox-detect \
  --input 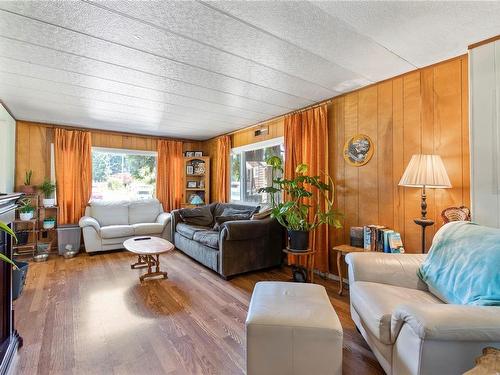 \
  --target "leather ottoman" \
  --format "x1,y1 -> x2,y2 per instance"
246,281 -> 343,375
